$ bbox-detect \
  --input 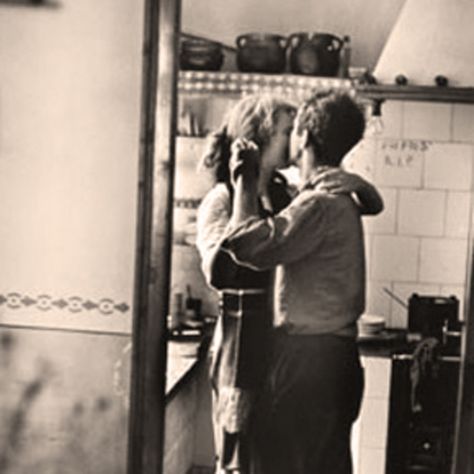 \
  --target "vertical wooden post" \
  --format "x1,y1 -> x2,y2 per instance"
127,0 -> 181,472
452,240 -> 474,474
